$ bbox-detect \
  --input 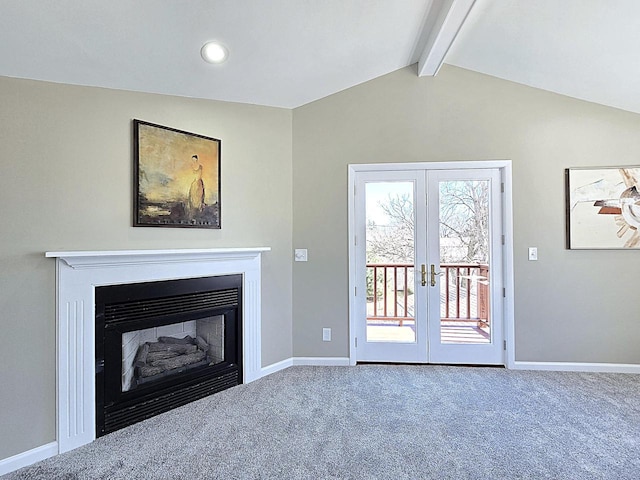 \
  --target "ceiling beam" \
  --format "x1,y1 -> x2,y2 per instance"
417,0 -> 476,77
